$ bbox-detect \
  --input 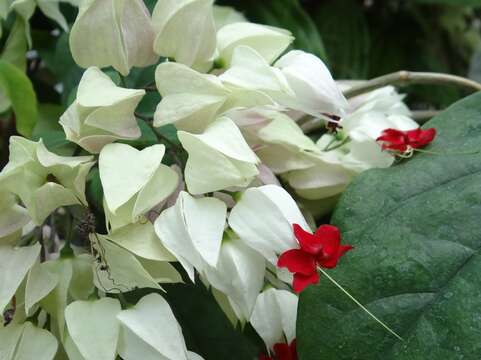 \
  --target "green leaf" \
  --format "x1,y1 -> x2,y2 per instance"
87,168 -> 103,212
0,60 -> 37,137
163,283 -> 260,360
218,0 -> 327,61
297,92 -> 481,359
1,18 -> 28,71
313,0 -> 370,79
